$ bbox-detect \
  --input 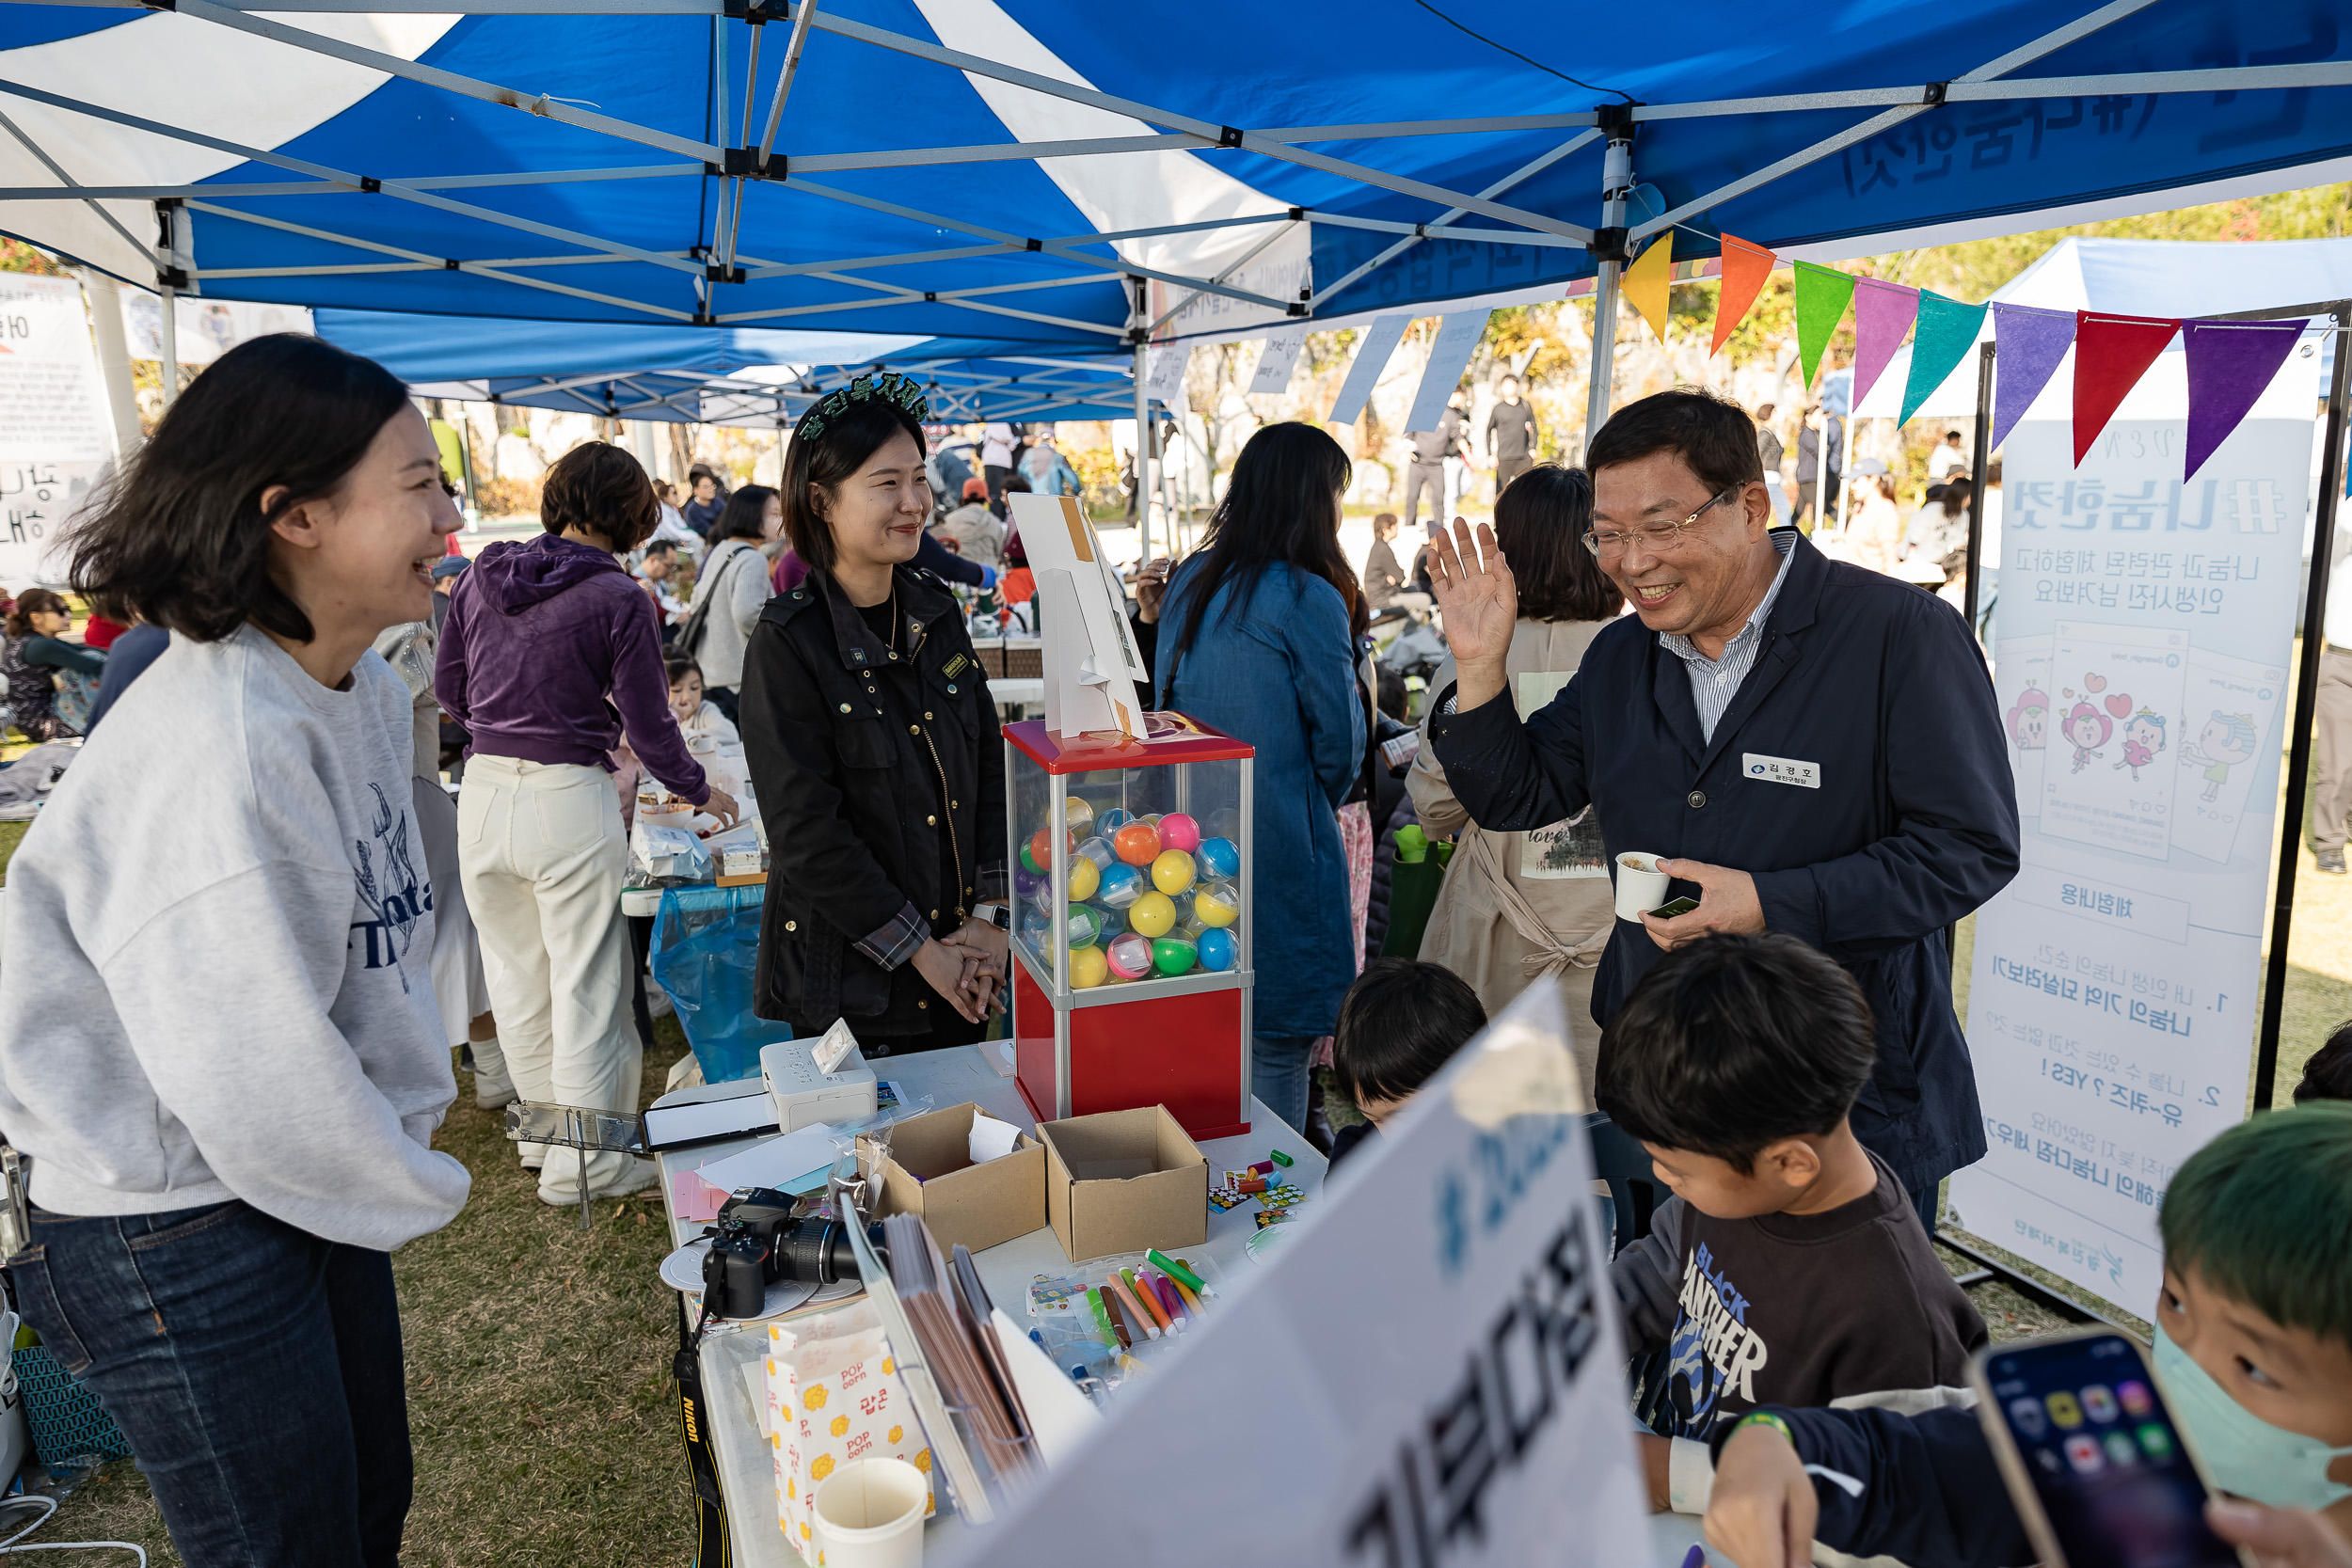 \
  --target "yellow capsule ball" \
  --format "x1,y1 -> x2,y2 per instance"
1150,848 -> 1196,896
1066,856 -> 1101,903
1127,890 -> 1177,939
1068,944 -> 1108,989
1194,880 -> 1240,927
